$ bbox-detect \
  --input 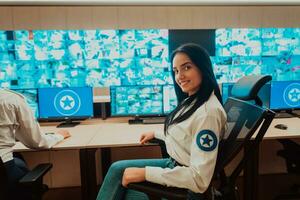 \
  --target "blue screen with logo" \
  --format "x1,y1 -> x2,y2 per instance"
270,81 -> 300,110
38,87 -> 93,119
